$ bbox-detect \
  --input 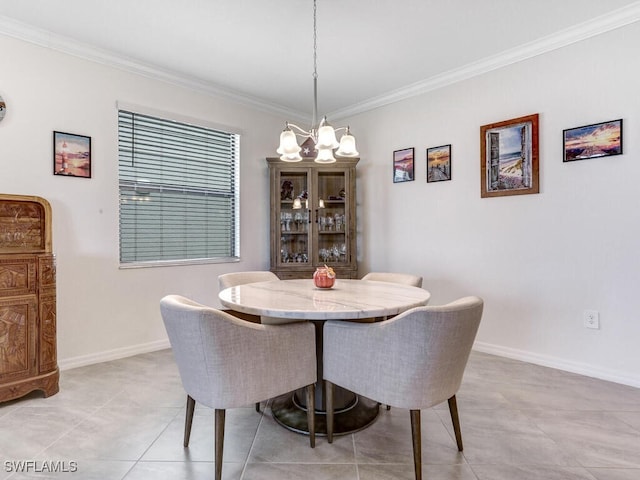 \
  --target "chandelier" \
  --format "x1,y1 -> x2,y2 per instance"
276,0 -> 358,163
